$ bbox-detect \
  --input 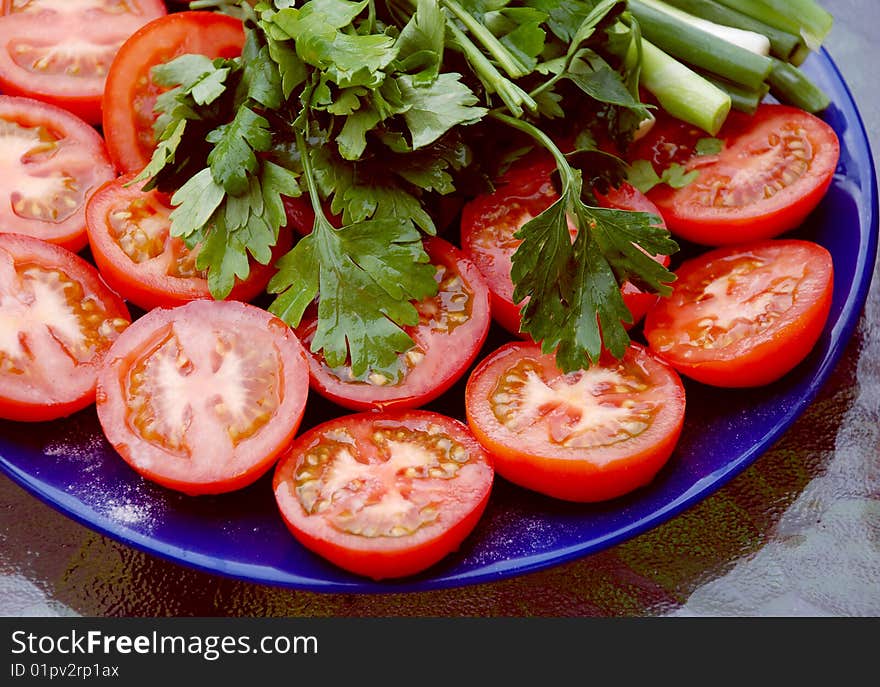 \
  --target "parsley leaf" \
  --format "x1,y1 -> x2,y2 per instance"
695,137 -> 724,156
207,106 -> 272,195
498,114 -> 677,372
626,159 -> 699,194
396,73 -> 488,149
268,214 -> 437,377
